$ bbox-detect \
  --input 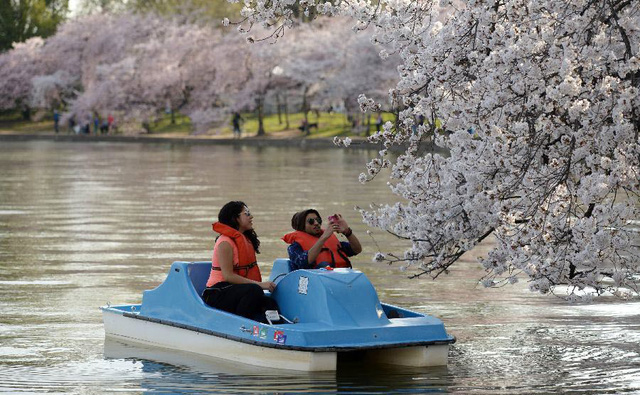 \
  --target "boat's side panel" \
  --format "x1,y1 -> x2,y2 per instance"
365,344 -> 449,367
102,310 -> 337,372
